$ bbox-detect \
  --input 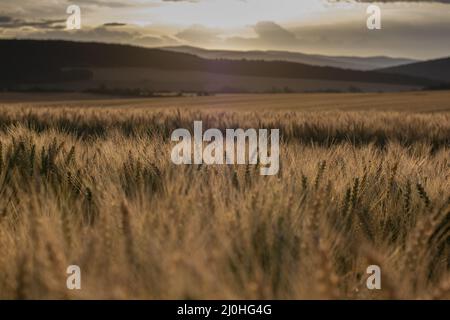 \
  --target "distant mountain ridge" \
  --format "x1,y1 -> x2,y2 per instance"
161,46 -> 418,71
0,39 -> 434,90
